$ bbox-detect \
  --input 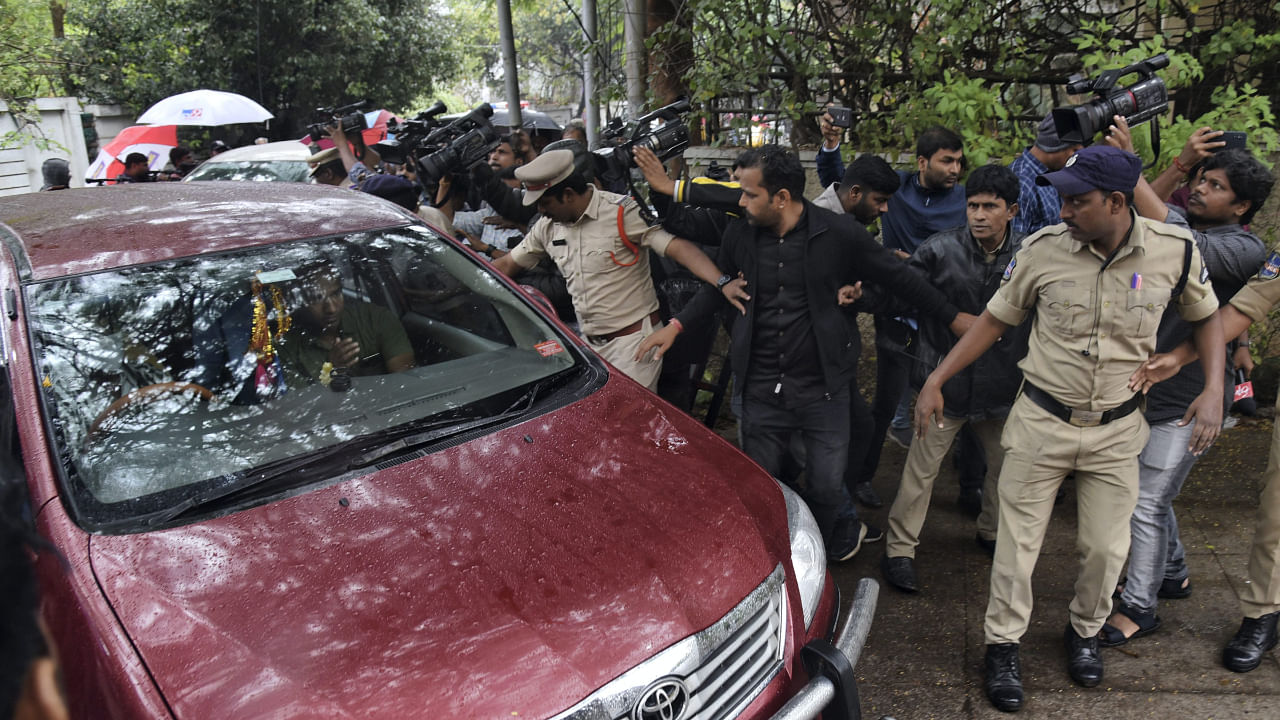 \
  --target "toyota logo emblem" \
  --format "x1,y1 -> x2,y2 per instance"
632,677 -> 690,720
